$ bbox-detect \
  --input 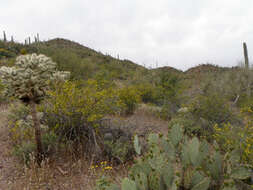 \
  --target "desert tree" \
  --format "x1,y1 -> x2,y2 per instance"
0,54 -> 69,165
